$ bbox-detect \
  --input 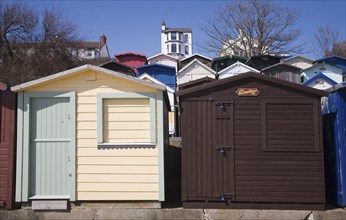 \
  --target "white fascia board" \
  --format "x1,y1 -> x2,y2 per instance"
181,53 -> 212,62
218,61 -> 260,76
178,59 -> 216,75
138,73 -> 175,93
11,64 -> 166,92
